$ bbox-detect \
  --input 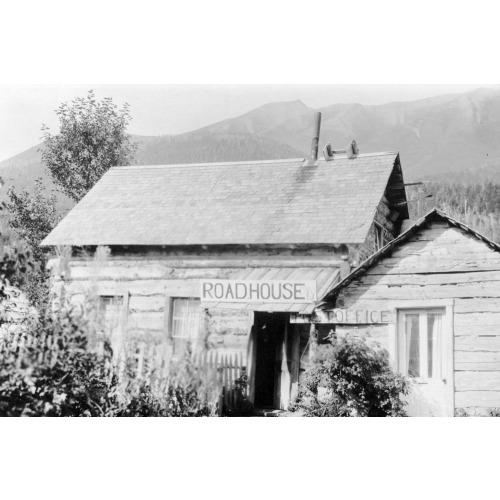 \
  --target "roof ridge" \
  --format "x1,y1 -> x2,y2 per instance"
318,151 -> 398,161
110,151 -> 399,171
109,158 -> 306,170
